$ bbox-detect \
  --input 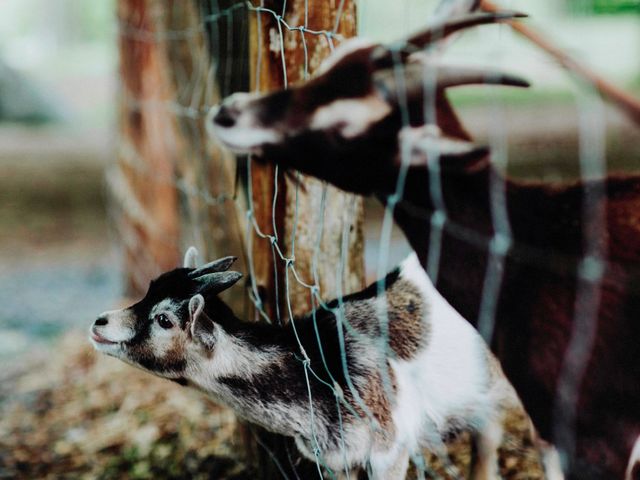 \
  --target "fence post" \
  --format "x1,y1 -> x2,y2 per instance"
115,0 -> 364,476
114,0 -> 182,296
115,0 -> 249,306
249,0 -> 364,317
246,0 -> 364,476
